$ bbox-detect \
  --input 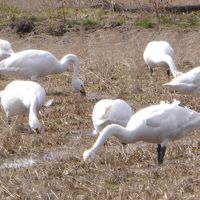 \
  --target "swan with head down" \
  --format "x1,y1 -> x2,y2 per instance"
0,80 -> 49,133
143,41 -> 182,77
0,49 -> 86,95
83,100 -> 200,164
92,99 -> 133,135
